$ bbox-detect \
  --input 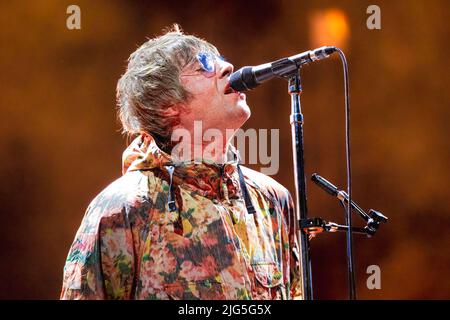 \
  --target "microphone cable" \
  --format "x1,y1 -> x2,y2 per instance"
335,48 -> 356,300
